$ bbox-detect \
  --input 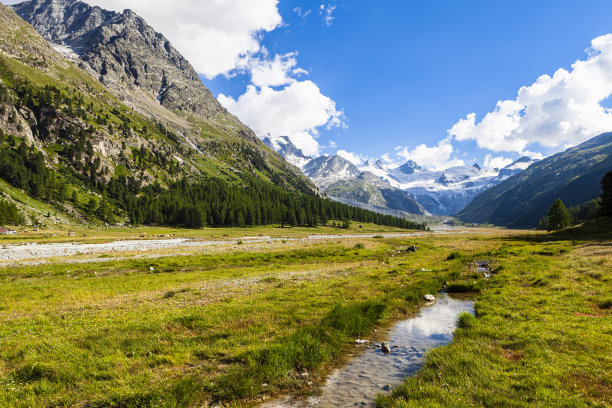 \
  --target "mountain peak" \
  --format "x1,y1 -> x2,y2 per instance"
398,160 -> 421,175
12,0 -> 248,128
